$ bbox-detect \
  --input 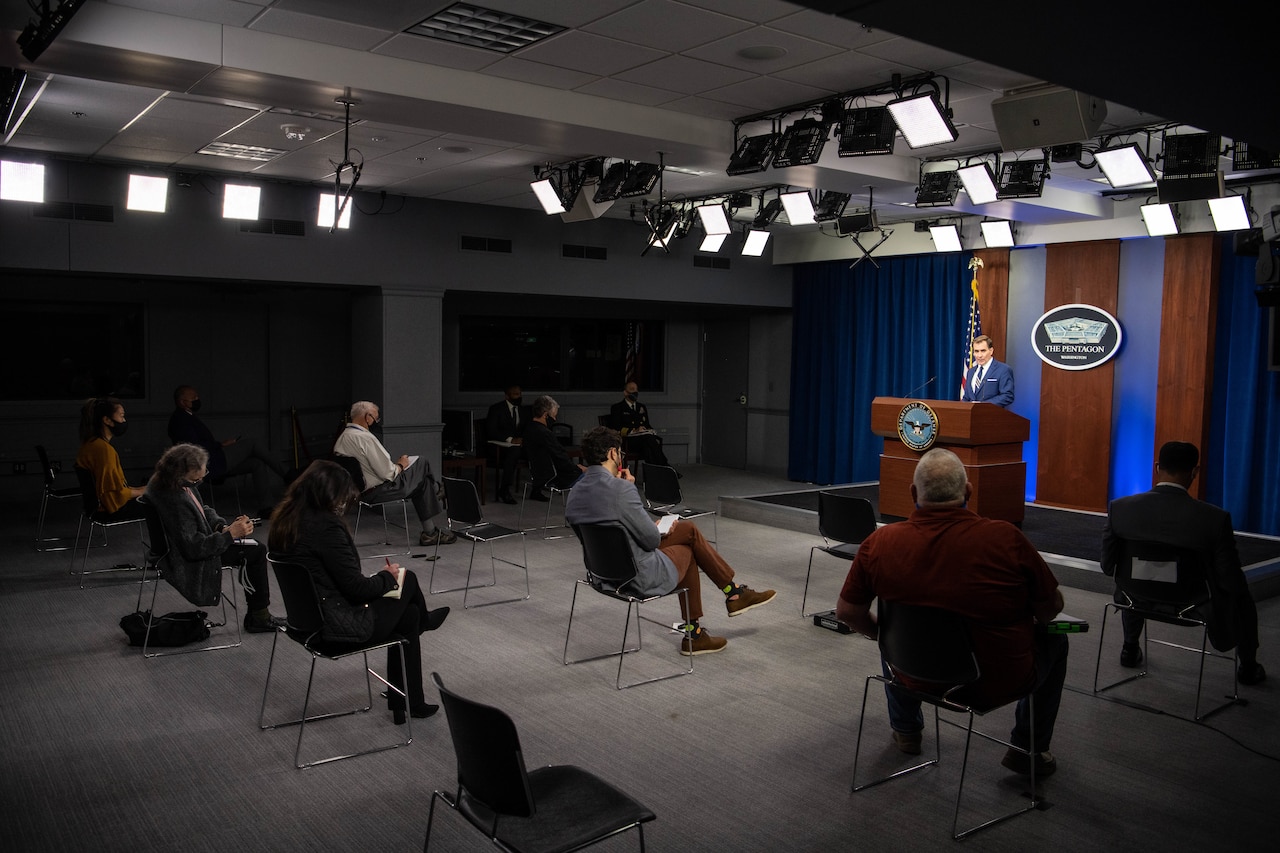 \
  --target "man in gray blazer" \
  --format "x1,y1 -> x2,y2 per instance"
1102,441 -> 1264,684
564,426 -> 775,656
